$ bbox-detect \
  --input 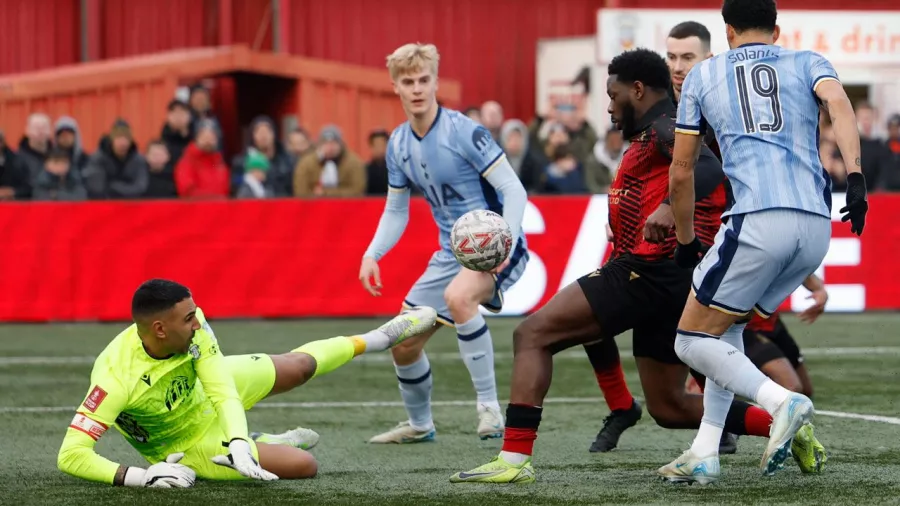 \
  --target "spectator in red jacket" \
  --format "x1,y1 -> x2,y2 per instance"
175,120 -> 229,199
